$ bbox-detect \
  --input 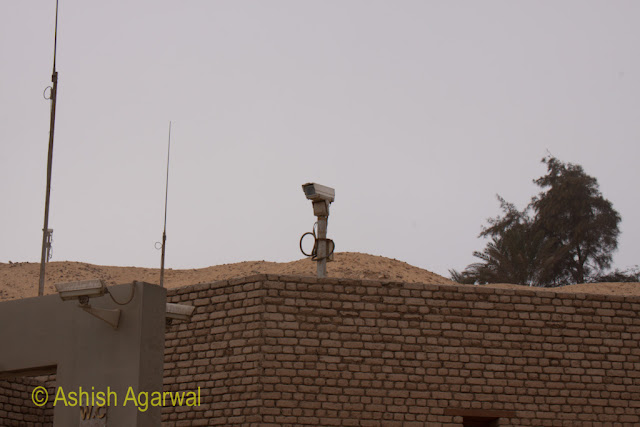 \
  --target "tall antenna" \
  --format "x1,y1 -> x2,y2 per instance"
159,122 -> 172,288
38,0 -> 60,296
